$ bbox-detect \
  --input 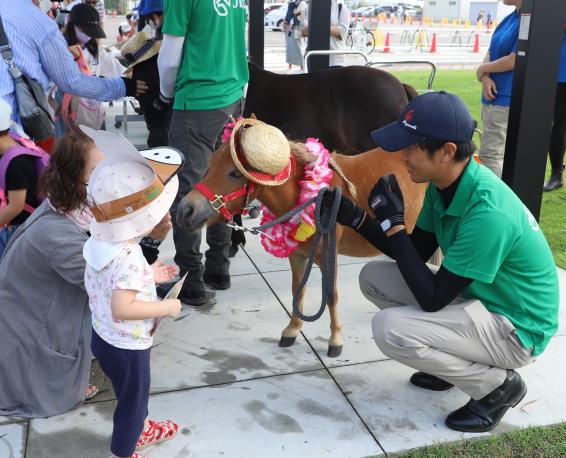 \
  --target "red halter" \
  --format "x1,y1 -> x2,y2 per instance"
194,181 -> 256,221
